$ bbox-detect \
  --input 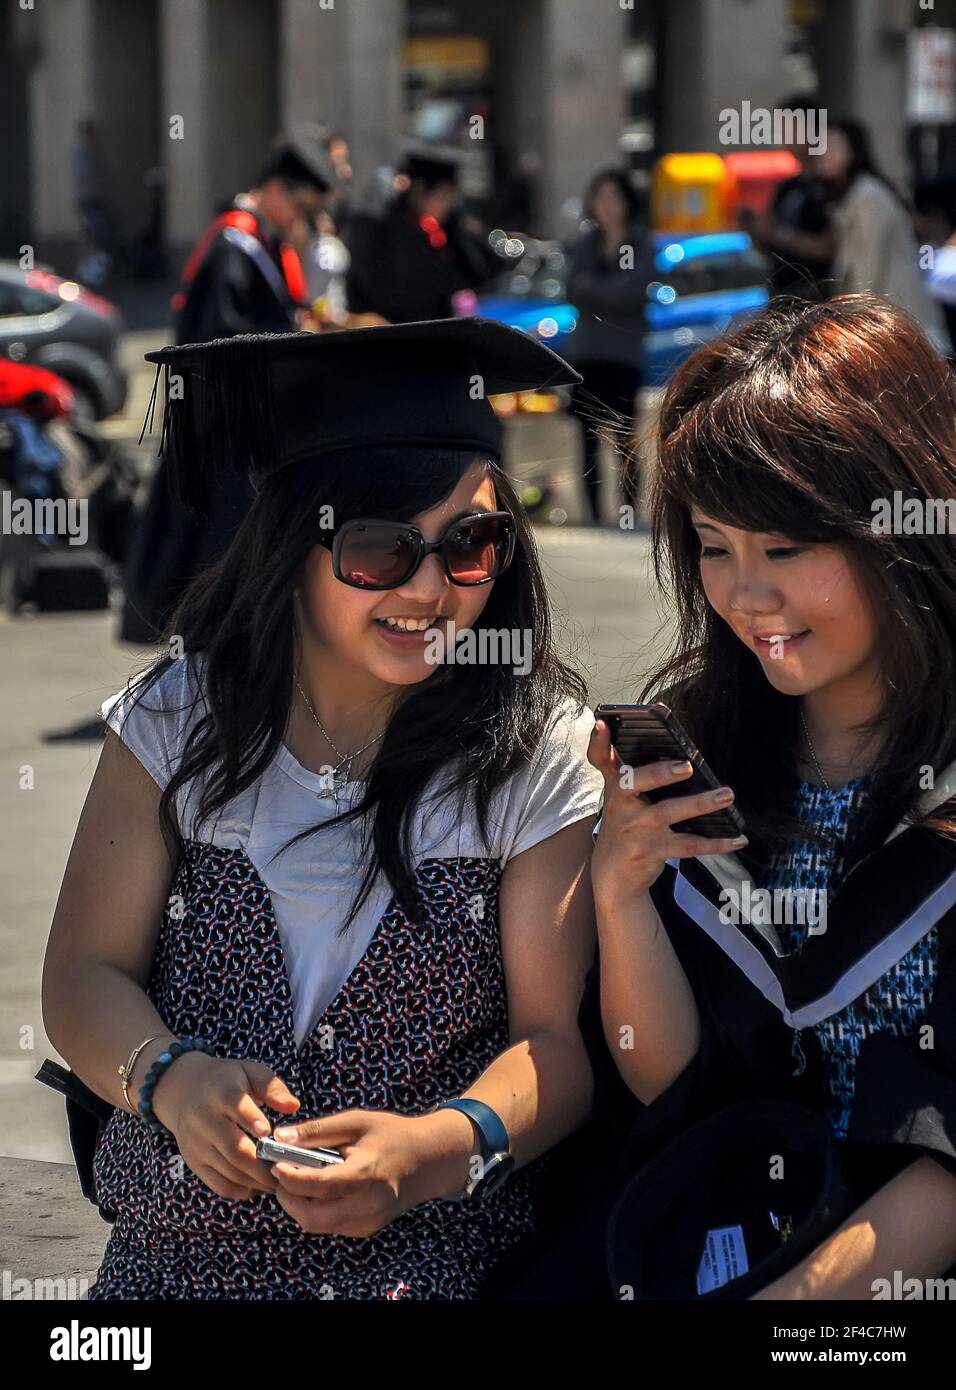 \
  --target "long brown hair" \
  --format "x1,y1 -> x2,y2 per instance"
639,292 -> 956,872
